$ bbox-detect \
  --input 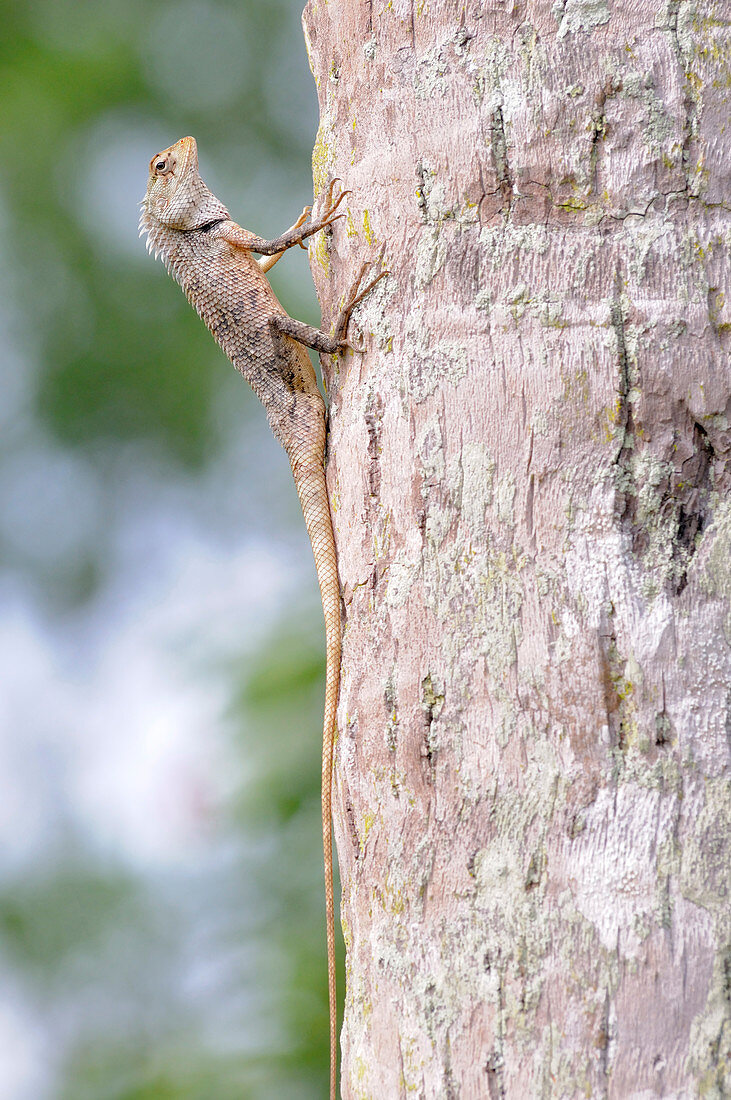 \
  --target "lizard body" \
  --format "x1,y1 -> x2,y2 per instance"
140,136 -> 384,1100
